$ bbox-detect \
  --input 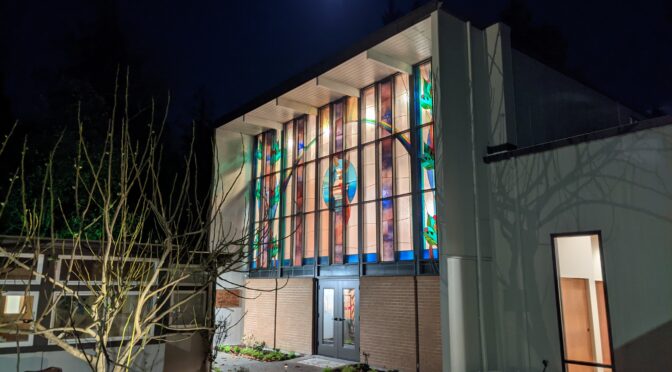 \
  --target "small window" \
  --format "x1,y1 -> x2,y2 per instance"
0,292 -> 37,347
169,291 -> 207,329
0,254 -> 44,285
51,292 -> 151,341
553,234 -> 614,371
